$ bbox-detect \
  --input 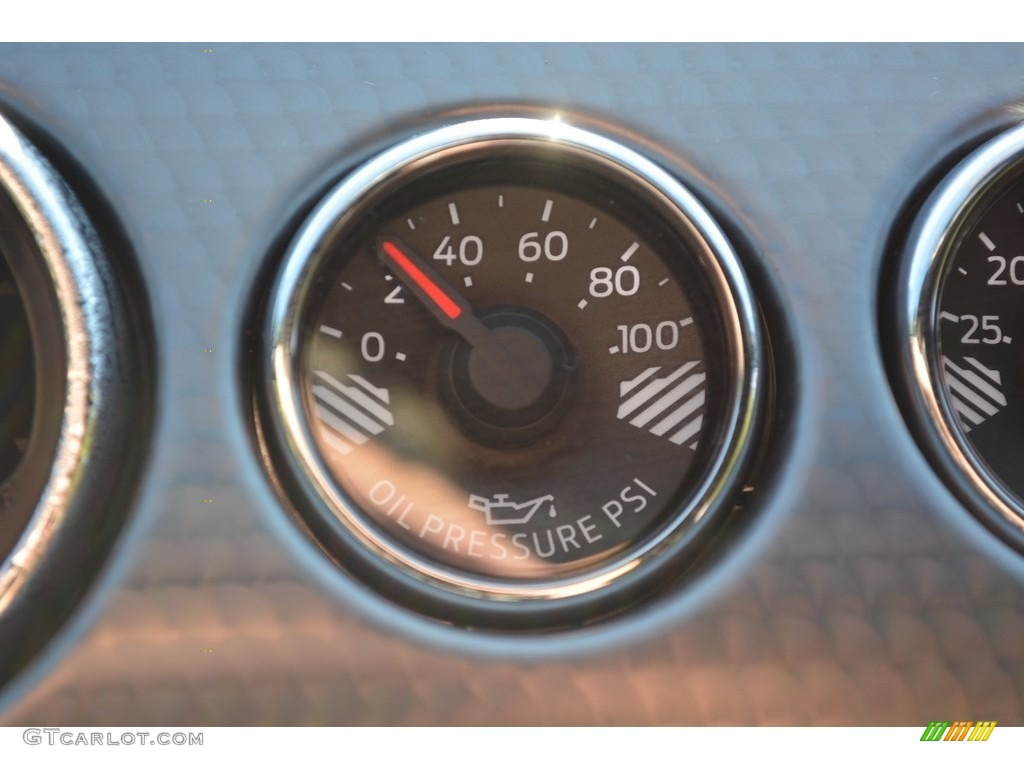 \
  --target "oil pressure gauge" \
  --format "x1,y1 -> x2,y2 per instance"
259,116 -> 764,626
899,119 -> 1024,548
